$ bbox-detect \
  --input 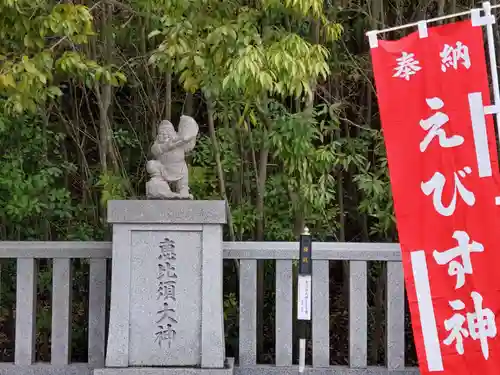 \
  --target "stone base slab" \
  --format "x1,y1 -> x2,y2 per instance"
94,359 -> 234,375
